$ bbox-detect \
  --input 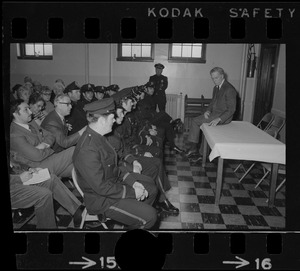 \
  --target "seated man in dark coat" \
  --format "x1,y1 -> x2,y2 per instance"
9,159 -> 84,229
64,81 -> 88,135
72,98 -> 158,229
